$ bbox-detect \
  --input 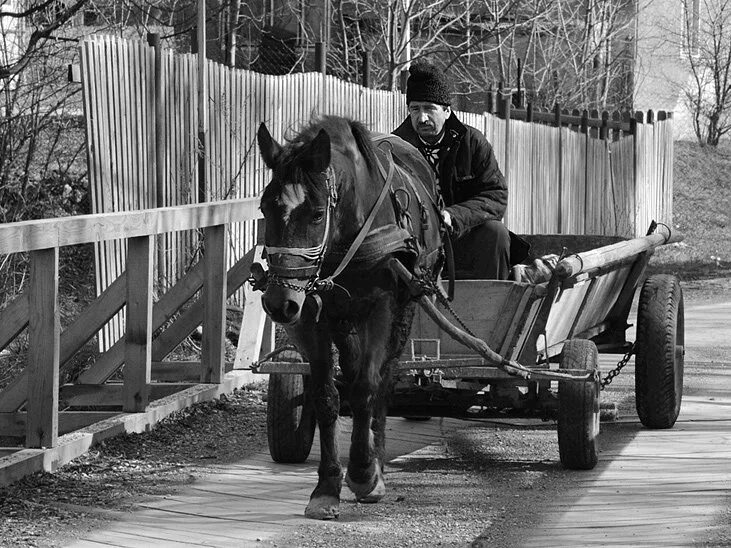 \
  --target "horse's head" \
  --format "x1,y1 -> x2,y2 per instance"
256,122 -> 336,324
